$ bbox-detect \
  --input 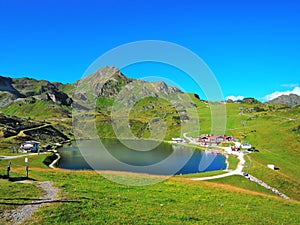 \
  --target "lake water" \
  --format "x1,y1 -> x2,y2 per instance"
57,139 -> 226,175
